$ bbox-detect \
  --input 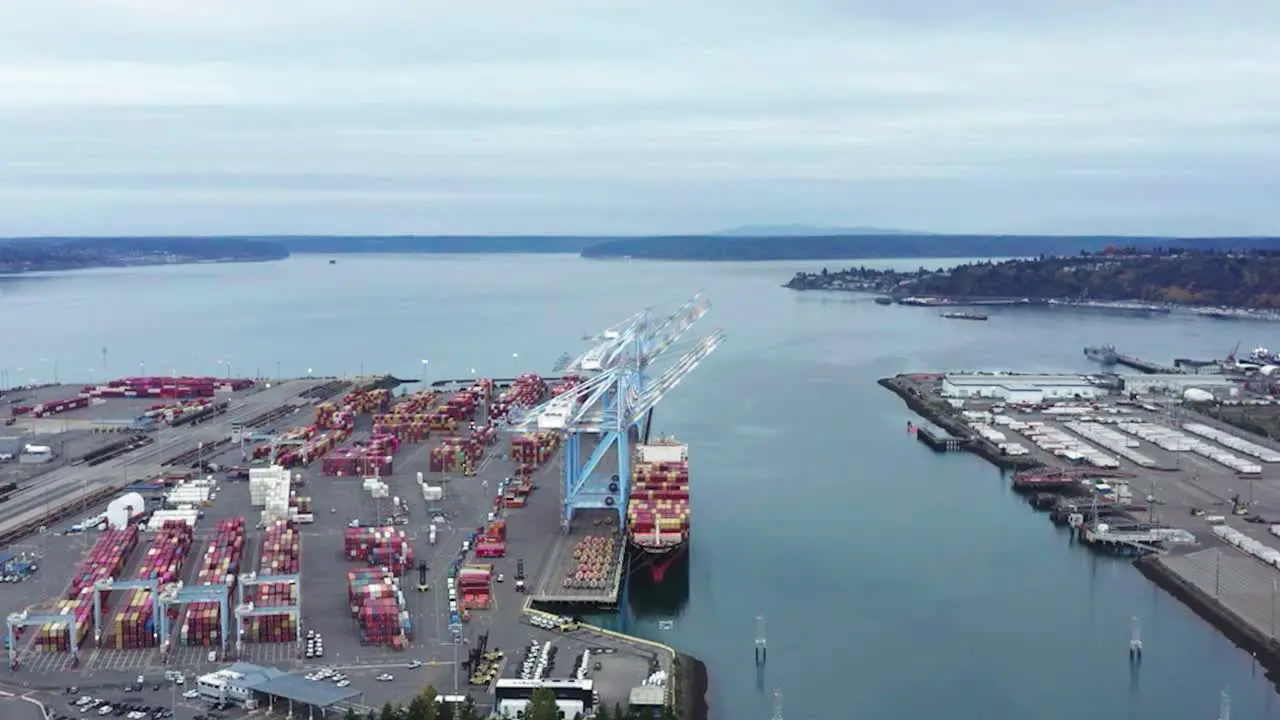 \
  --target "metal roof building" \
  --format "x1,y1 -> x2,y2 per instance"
196,662 -> 362,713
